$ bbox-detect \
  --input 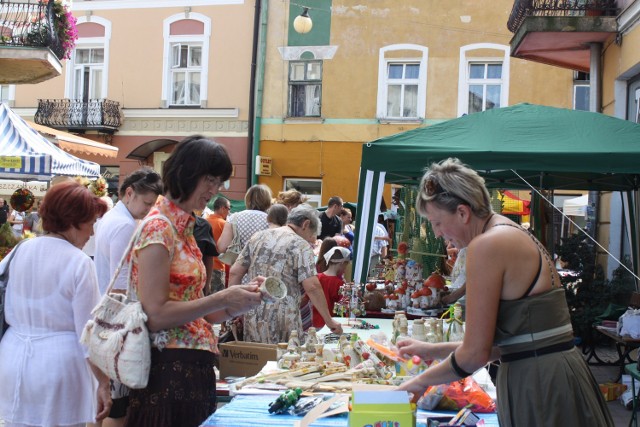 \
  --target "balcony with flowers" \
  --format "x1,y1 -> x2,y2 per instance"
0,0 -> 77,84
508,0 -> 619,71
